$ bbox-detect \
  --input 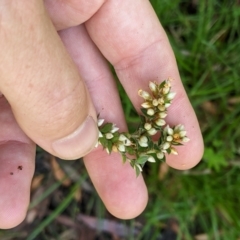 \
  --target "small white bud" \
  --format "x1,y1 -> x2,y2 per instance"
152,99 -> 159,106
141,102 -> 152,108
140,135 -> 148,143
98,119 -> 104,126
124,139 -> 132,146
167,127 -> 174,135
158,98 -> 164,104
162,142 -> 170,150
119,134 -> 127,141
157,152 -> 164,159
148,128 -> 157,136
106,148 -> 110,154
144,123 -> 152,130
166,136 -> 173,142
105,133 -> 114,139
139,141 -> 148,147
147,109 -> 155,116
111,125 -> 119,133
170,147 -> 178,155
179,131 -> 187,137
175,124 -> 184,131
118,144 -> 126,152
148,156 -> 156,163
166,92 -> 176,100
138,90 -> 151,100
163,87 -> 170,95
165,103 -> 171,108
99,131 -> 103,138
155,118 -> 166,126
158,105 -> 165,111
158,112 -> 167,118
149,81 -> 157,92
